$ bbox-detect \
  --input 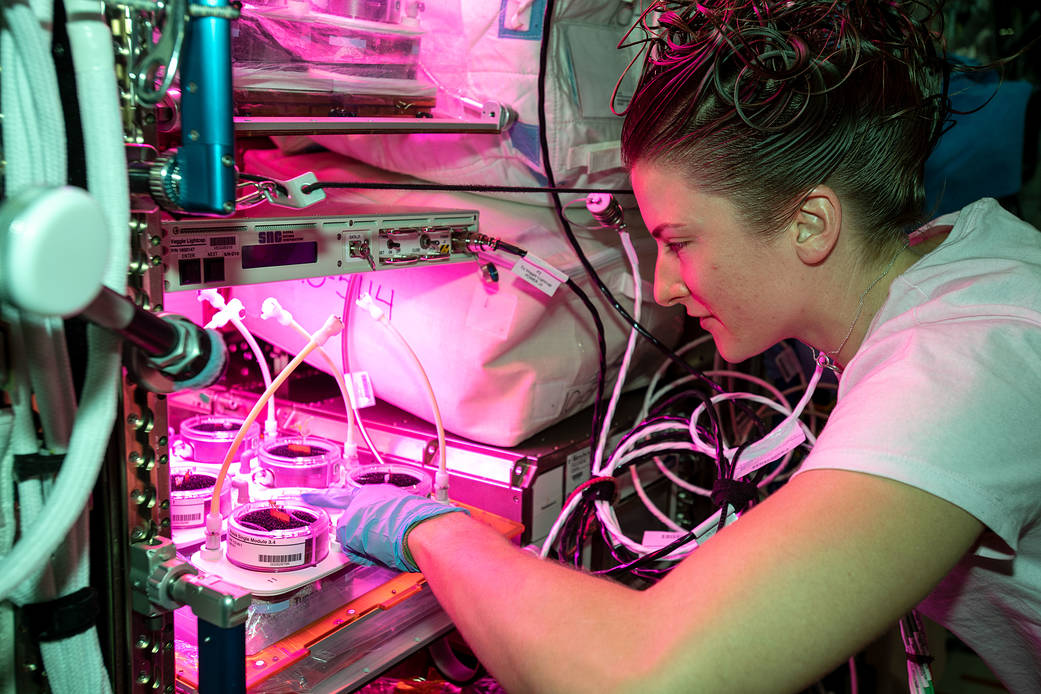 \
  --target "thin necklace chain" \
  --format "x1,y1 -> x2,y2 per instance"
818,241 -> 909,371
